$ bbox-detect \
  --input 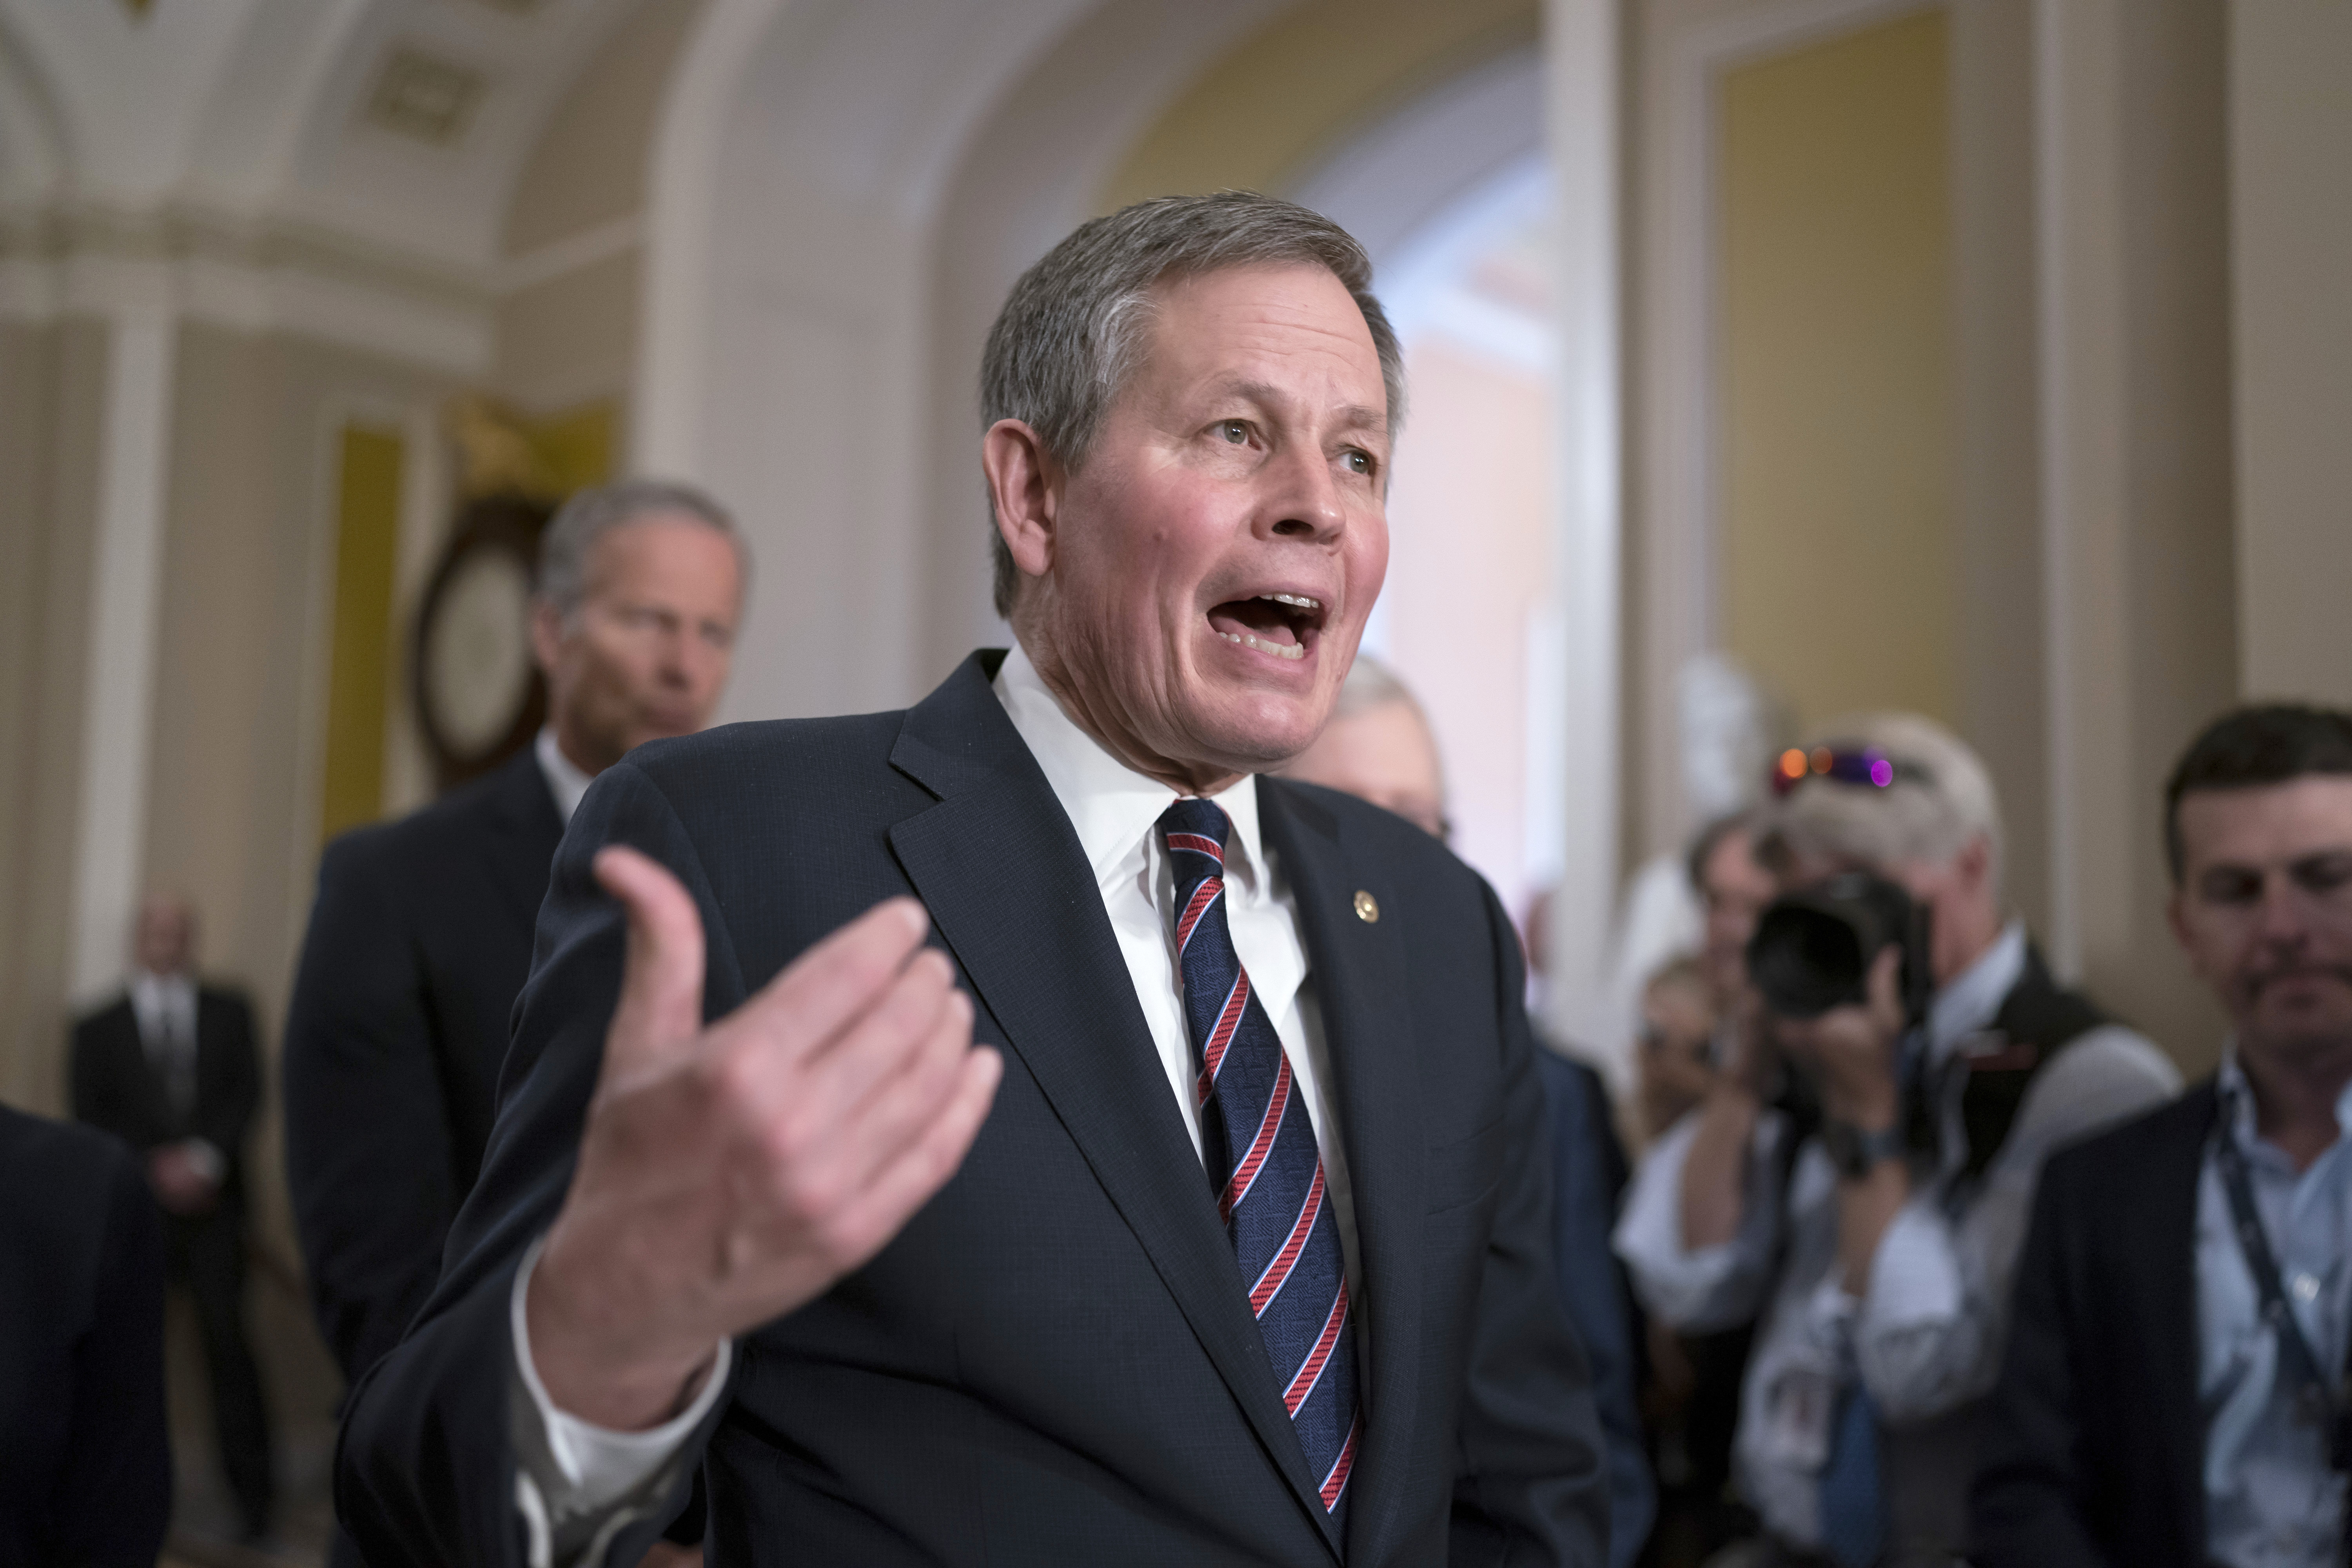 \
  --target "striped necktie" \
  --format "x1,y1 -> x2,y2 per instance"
1159,798 -> 1361,1533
